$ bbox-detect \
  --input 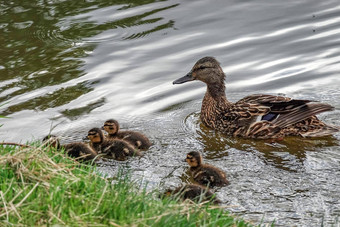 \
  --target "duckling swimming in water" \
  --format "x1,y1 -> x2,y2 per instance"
173,56 -> 339,139
185,151 -> 229,187
164,184 -> 220,204
42,135 -> 97,162
87,128 -> 141,161
102,119 -> 152,150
